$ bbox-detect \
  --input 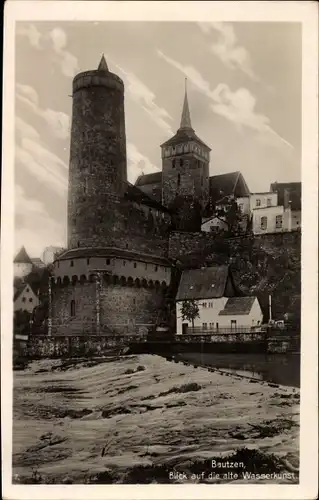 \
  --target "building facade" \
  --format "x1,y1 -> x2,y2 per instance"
175,266 -> 263,334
